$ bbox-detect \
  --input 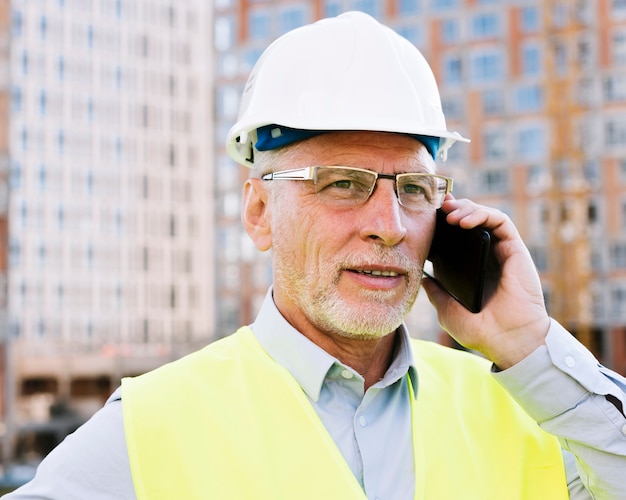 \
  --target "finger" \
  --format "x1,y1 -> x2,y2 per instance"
441,199 -> 519,242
